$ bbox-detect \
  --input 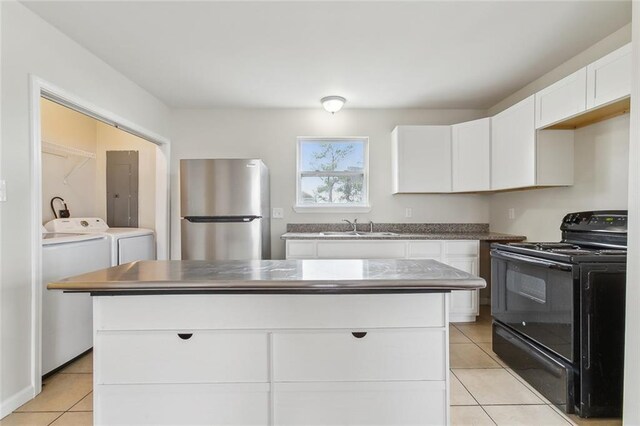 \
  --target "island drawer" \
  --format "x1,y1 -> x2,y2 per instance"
272,329 -> 446,382
95,294 -> 446,330
96,331 -> 268,385
95,383 -> 269,425
273,381 -> 446,425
